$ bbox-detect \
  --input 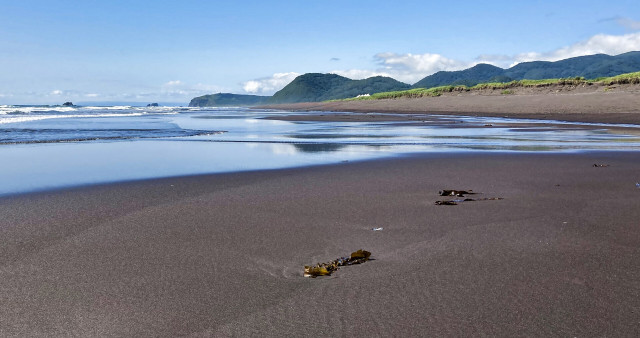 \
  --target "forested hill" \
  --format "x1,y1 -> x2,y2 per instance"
188,93 -> 269,107
267,73 -> 411,103
412,51 -> 640,88
190,52 -> 640,106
